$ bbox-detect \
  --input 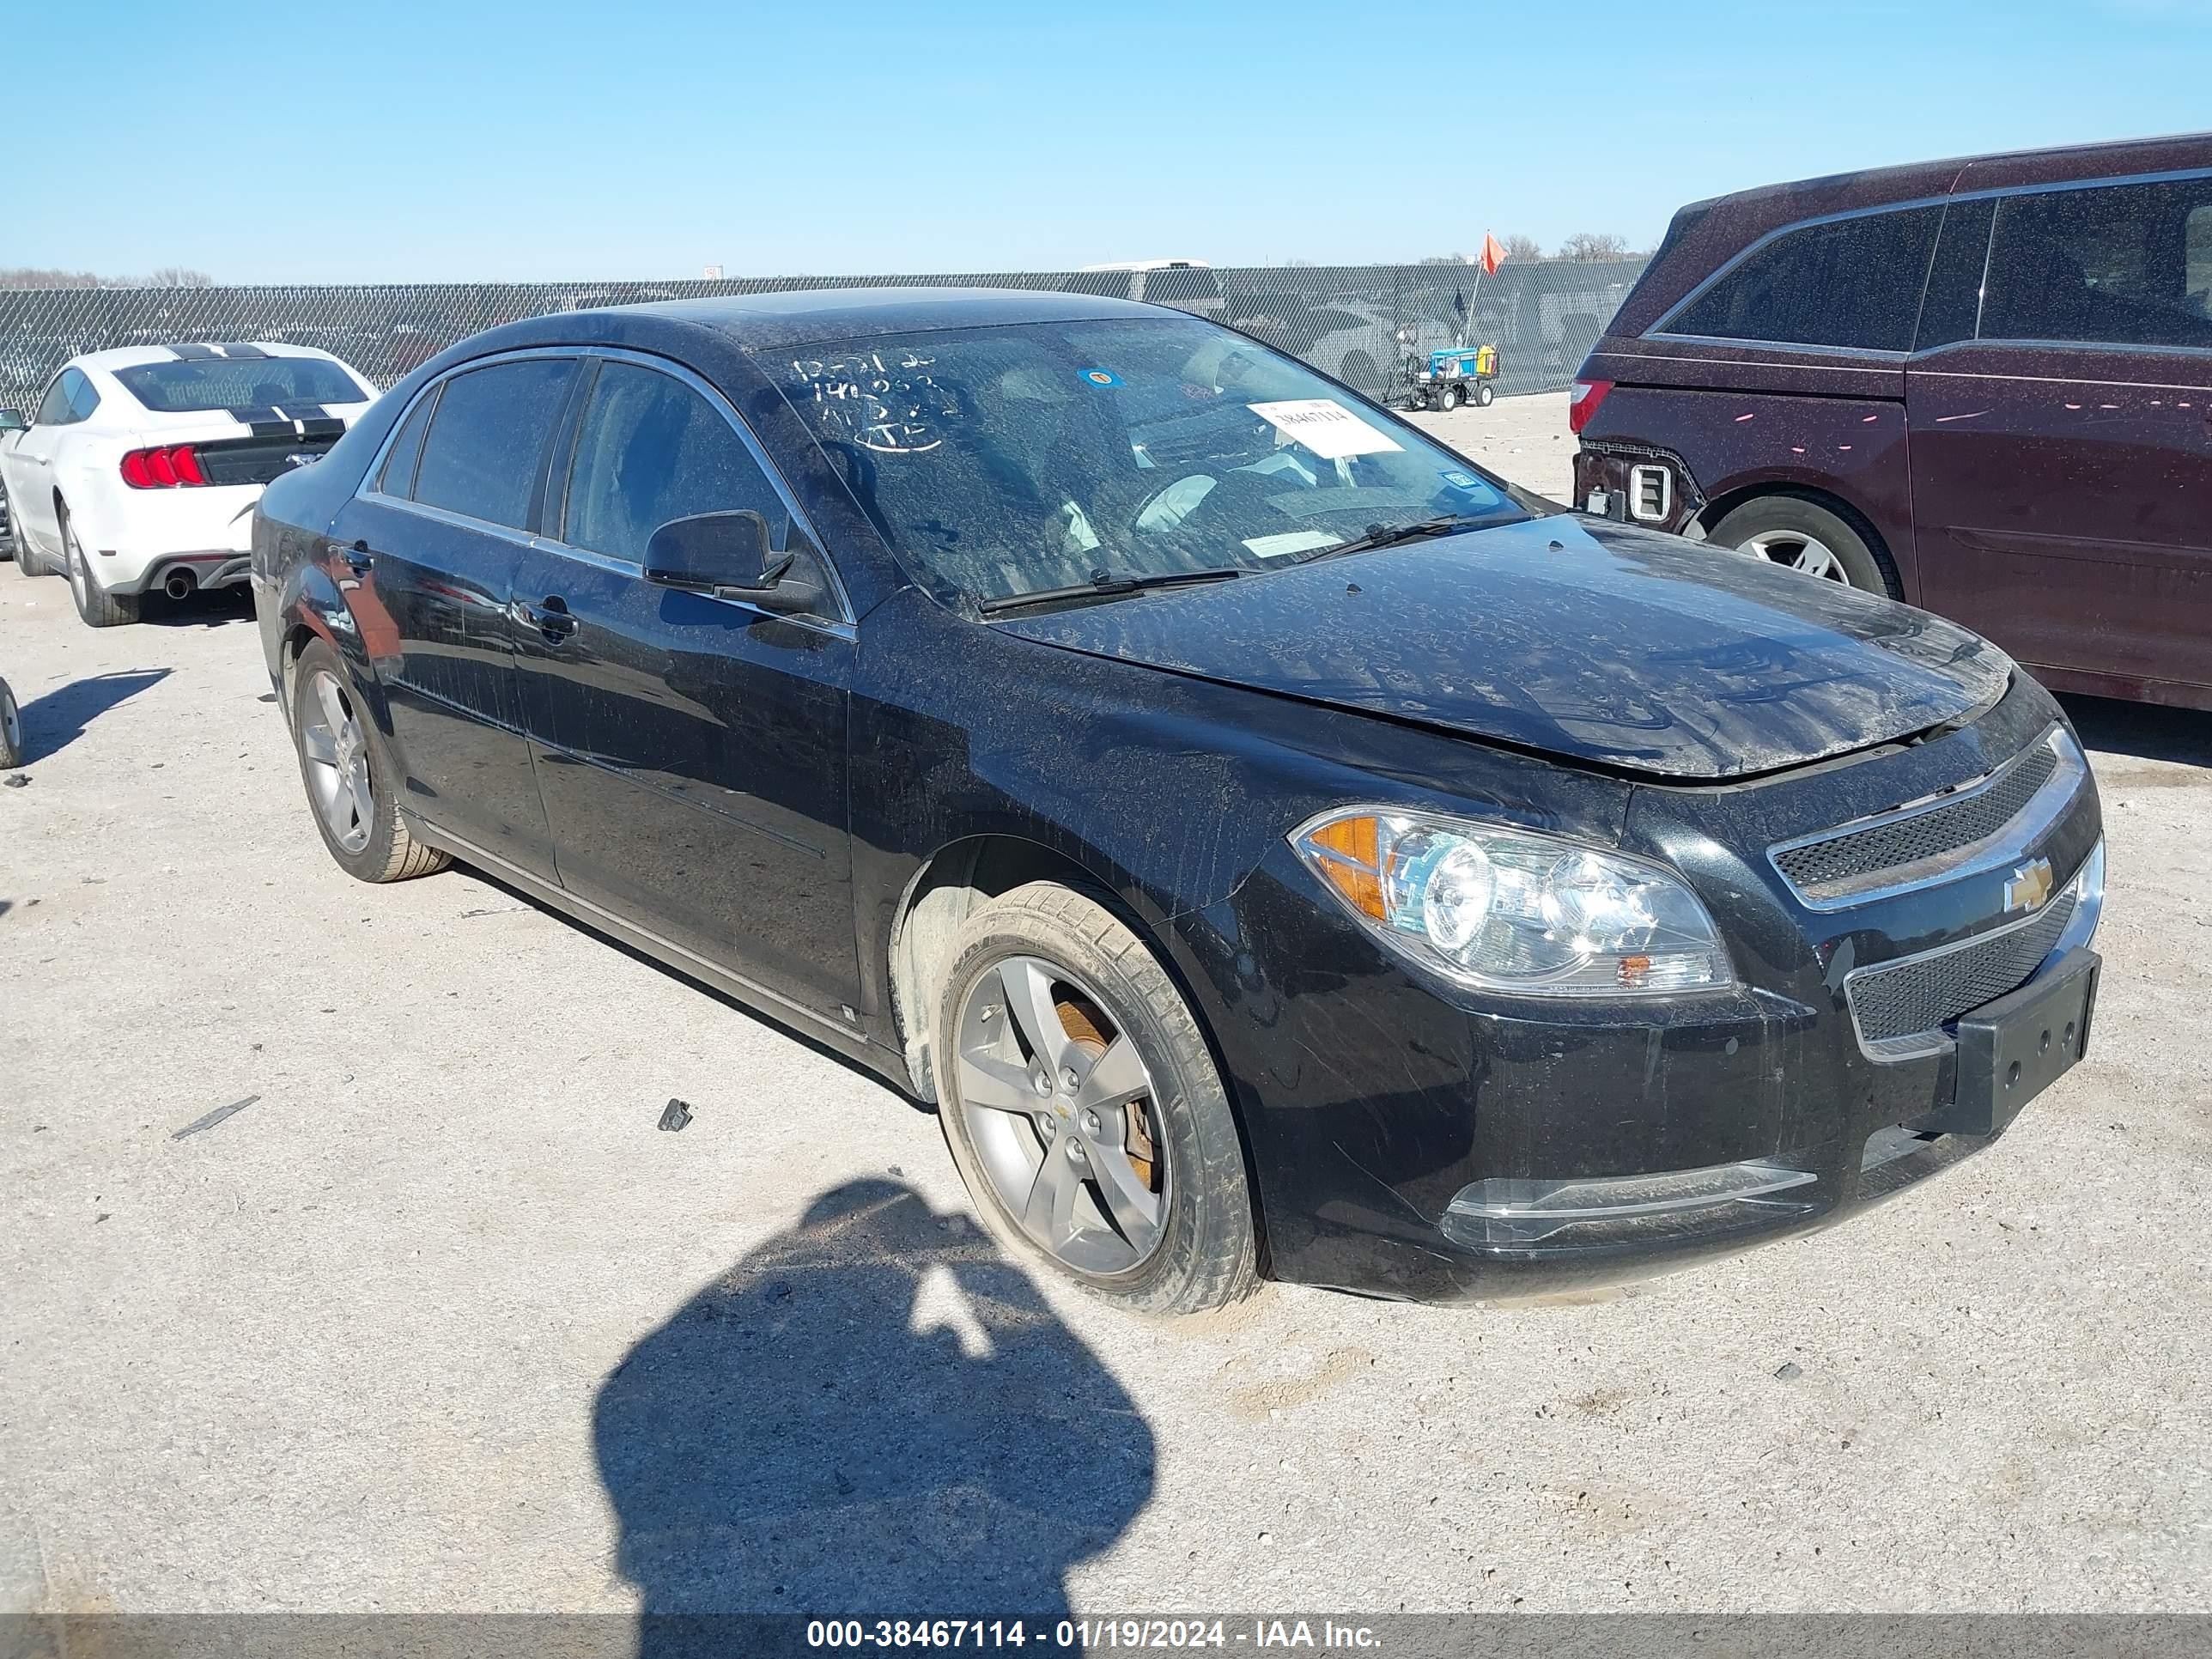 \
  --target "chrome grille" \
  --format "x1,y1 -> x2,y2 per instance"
1770,728 -> 2081,908
1846,889 -> 2076,1059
